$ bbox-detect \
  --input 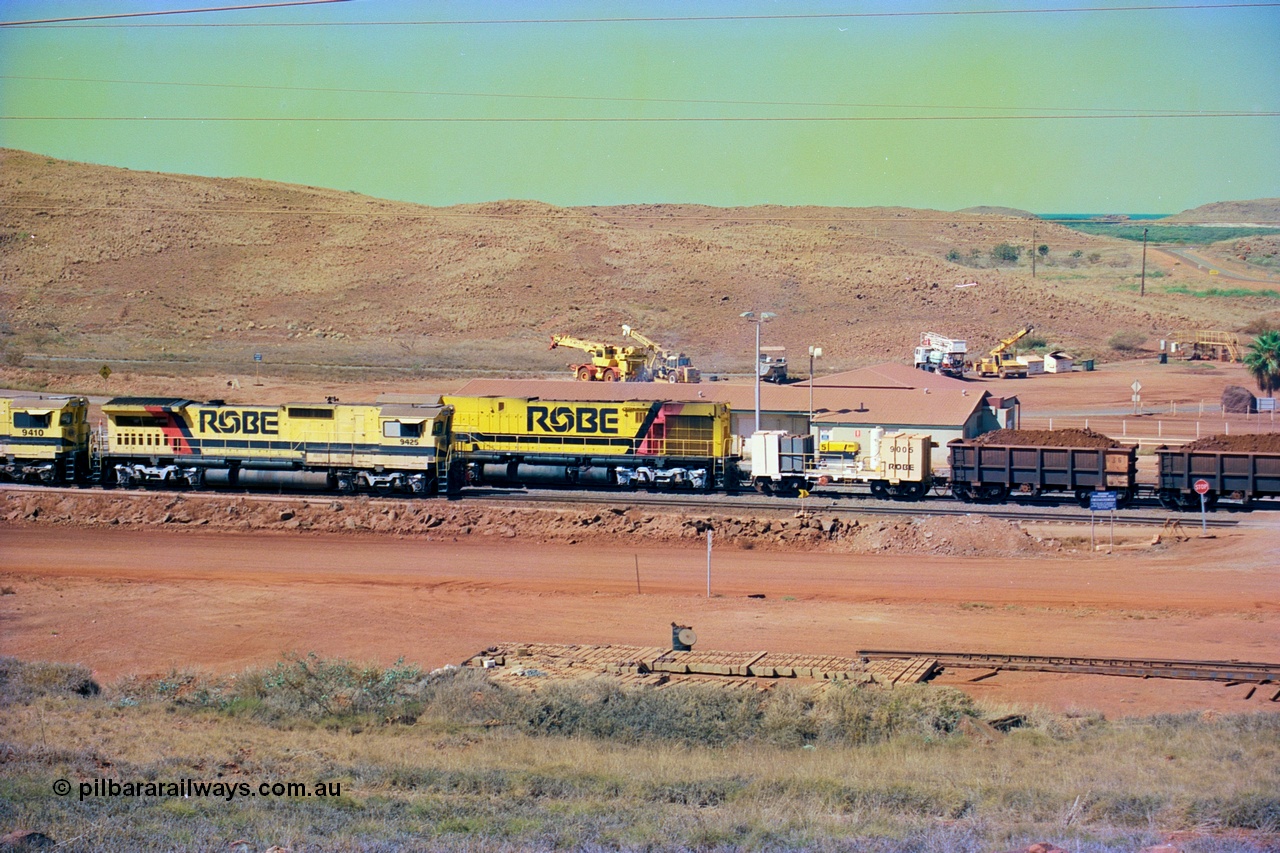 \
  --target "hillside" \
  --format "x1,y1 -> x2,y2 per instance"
1162,198 -> 1280,225
0,149 -> 1268,377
